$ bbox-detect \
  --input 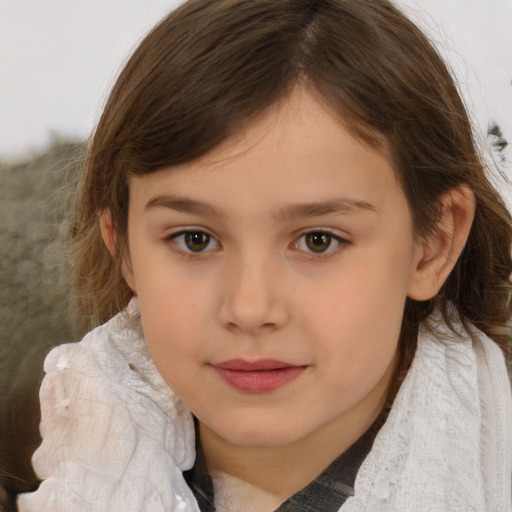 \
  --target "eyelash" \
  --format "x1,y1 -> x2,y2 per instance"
165,229 -> 349,258
293,230 -> 348,257
165,230 -> 220,255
